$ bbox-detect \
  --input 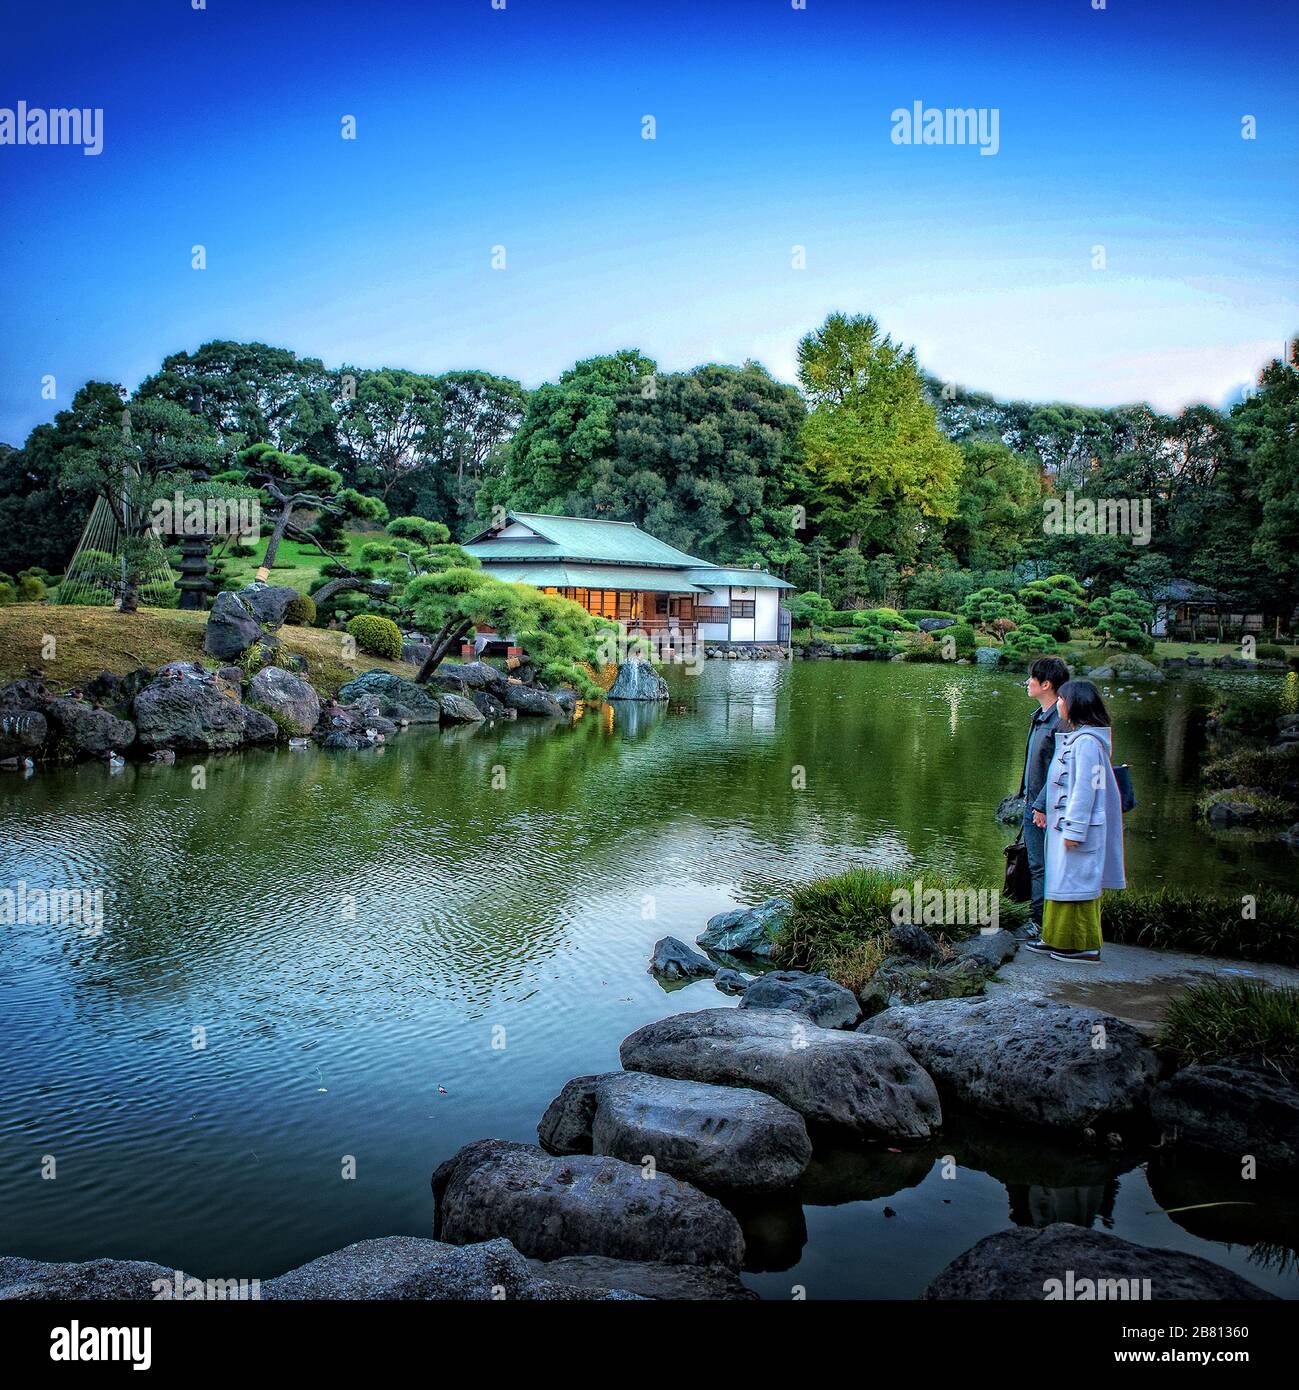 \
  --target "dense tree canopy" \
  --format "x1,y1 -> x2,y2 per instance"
4,323 -> 1295,633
